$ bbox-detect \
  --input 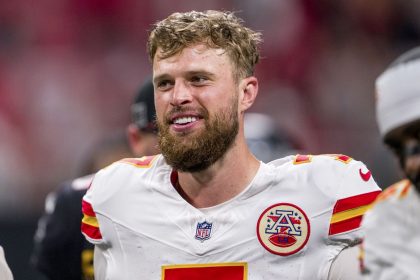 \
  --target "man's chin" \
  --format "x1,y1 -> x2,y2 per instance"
169,131 -> 206,145
162,147 -> 214,173
170,127 -> 203,137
